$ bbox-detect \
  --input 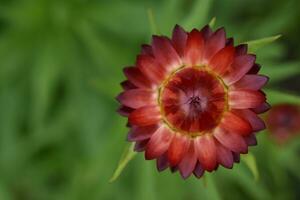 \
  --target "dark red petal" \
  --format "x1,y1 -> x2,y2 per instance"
168,134 -> 190,166
220,111 -> 252,136
224,54 -> 256,85
252,102 -> 271,114
226,38 -> 234,46
213,127 -> 248,153
123,67 -> 151,89
245,134 -> 257,146
233,109 -> 266,132
145,126 -> 173,160
134,139 -> 149,152
121,80 -> 136,90
184,29 -> 204,66
195,135 -> 217,171
156,153 -> 169,172
117,89 -> 155,109
233,75 -> 269,90
152,36 -> 181,72
128,106 -> 161,126
137,55 -> 166,84
178,141 -> 197,179
235,44 -> 248,56
204,28 -> 226,61
172,24 -> 187,57
216,143 -> 234,169
117,105 -> 134,117
127,125 -> 158,141
209,46 -> 235,75
229,89 -> 266,109
232,152 -> 240,163
193,162 -> 204,178
200,25 -> 213,40
141,44 -> 153,56
247,64 -> 261,74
